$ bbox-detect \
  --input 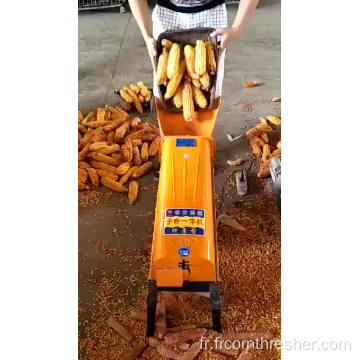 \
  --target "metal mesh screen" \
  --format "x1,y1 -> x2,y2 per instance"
78,0 -> 122,10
